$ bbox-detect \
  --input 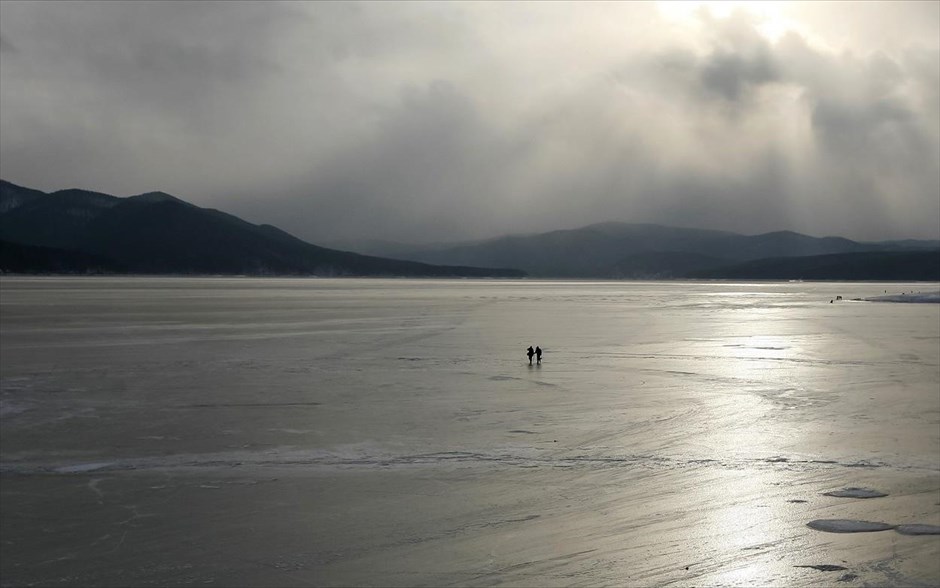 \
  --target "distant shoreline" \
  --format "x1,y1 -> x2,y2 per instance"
2,272 -> 939,287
